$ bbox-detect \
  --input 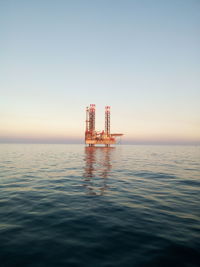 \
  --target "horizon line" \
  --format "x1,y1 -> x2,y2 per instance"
0,137 -> 200,146
0,141 -> 199,146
